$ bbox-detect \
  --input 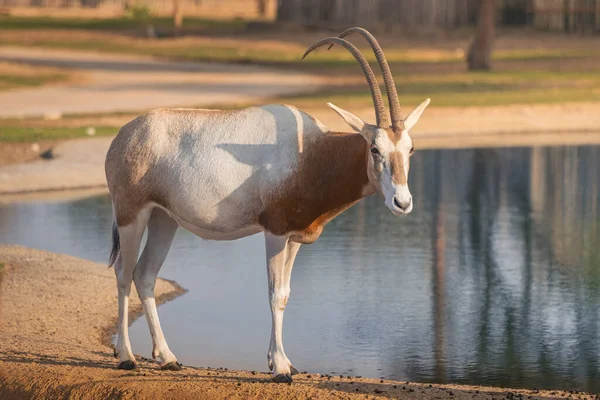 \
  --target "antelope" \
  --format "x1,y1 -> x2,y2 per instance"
105,27 -> 430,383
